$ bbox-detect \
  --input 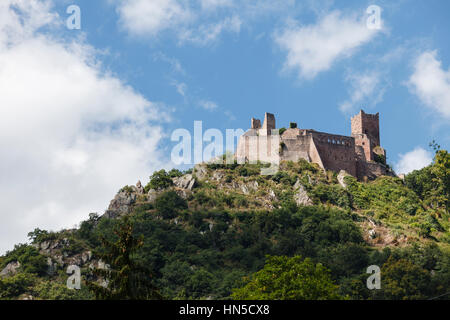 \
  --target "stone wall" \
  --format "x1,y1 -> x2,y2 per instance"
251,118 -> 261,129
351,110 -> 380,146
357,161 -> 394,180
236,130 -> 280,164
262,112 -> 276,130
310,131 -> 357,177
236,110 -> 391,181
